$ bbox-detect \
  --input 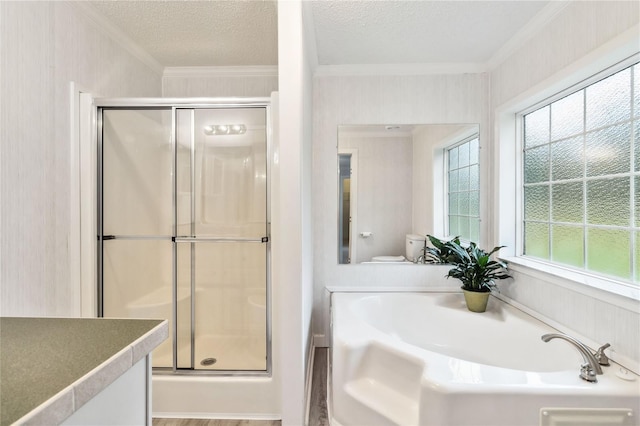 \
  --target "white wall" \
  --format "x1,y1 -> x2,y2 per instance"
0,1 -> 162,317
162,68 -> 278,97
276,1 -> 314,425
312,73 -> 490,340
490,1 -> 640,370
